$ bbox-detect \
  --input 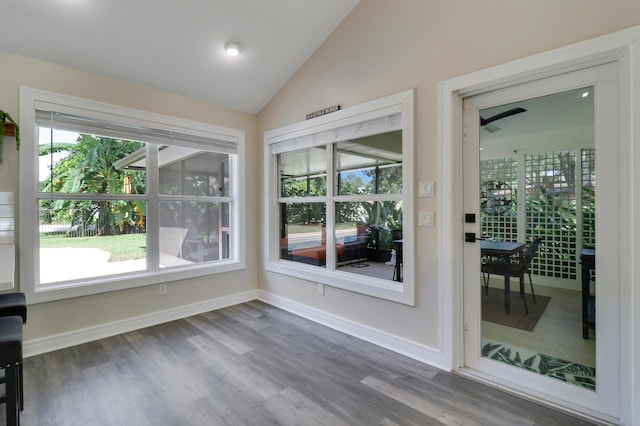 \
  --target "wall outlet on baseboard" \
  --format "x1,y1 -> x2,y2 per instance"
317,284 -> 325,296
158,284 -> 167,296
